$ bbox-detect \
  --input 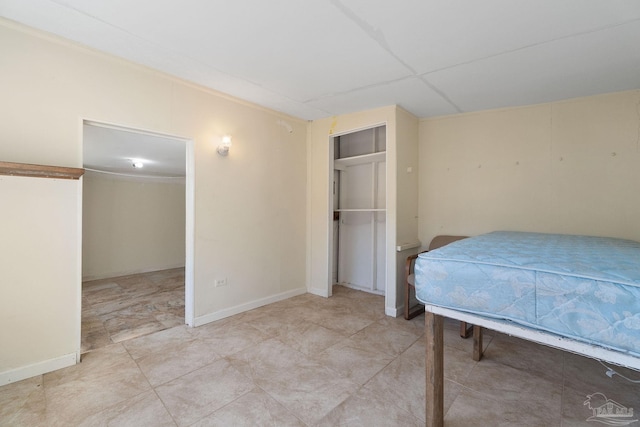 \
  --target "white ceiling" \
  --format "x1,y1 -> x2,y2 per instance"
2,0 -> 640,121
83,124 -> 186,178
